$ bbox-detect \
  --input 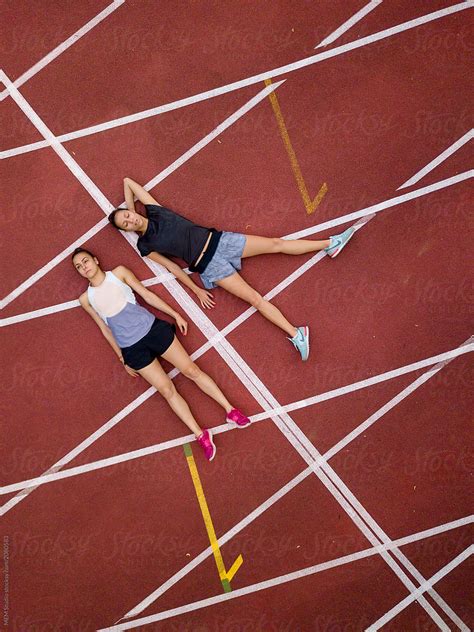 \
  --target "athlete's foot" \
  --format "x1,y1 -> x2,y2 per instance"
226,408 -> 251,428
324,227 -> 355,258
197,429 -> 216,461
288,326 -> 310,361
